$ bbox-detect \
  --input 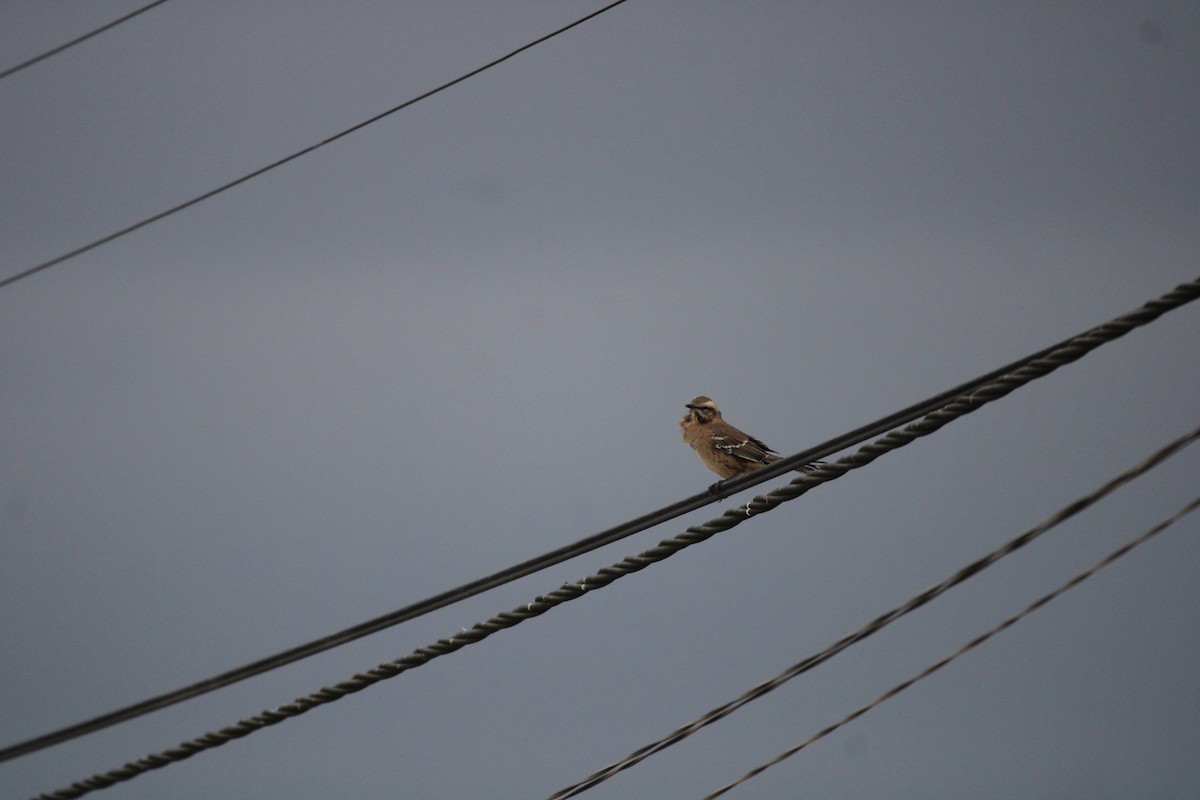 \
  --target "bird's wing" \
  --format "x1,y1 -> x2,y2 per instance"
710,422 -> 778,465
